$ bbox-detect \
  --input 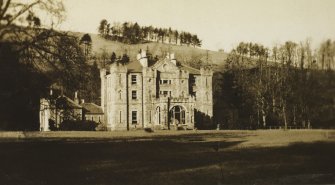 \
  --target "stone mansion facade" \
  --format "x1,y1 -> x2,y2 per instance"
100,50 -> 213,130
